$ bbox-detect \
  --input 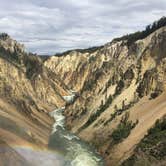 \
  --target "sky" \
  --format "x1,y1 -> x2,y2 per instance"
0,0 -> 166,55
